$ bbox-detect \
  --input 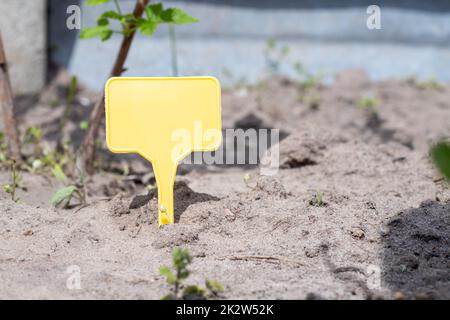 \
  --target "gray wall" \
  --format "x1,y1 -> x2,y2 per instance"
0,0 -> 47,95
46,0 -> 450,89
